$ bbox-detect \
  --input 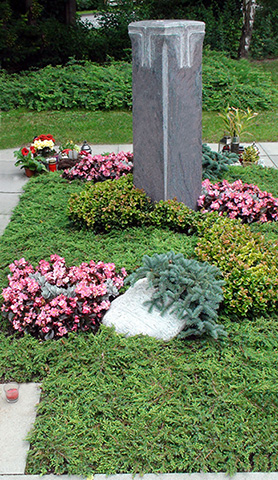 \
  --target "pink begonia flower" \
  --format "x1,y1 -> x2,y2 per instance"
38,259 -> 51,275
260,214 -> 268,222
13,320 -> 22,331
2,255 -> 126,339
82,303 -> 92,314
58,326 -> 68,336
100,300 -> 110,310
